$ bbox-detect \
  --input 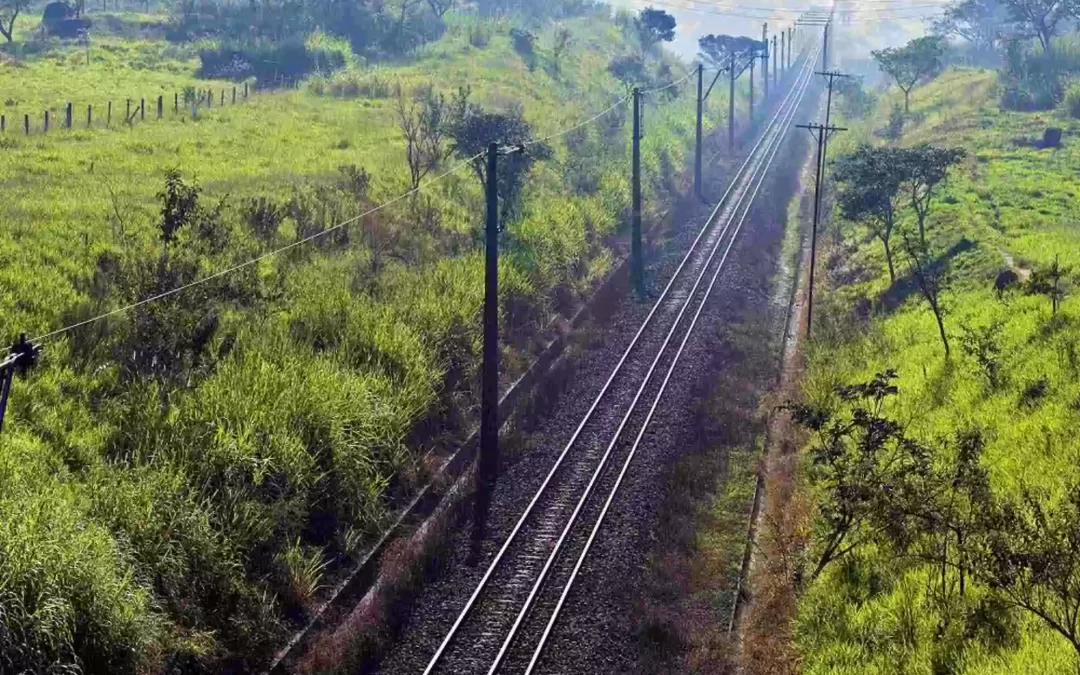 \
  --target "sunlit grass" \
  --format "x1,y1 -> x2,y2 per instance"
795,66 -> 1080,673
